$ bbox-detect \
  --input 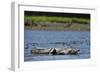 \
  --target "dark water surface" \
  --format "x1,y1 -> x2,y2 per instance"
24,30 -> 90,61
